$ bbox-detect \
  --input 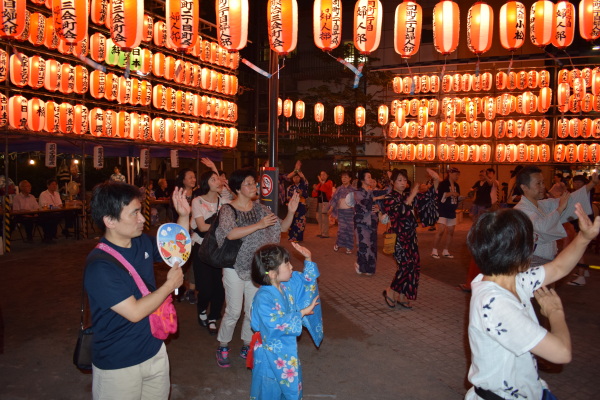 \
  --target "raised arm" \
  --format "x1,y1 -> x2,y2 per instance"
543,203 -> 600,286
